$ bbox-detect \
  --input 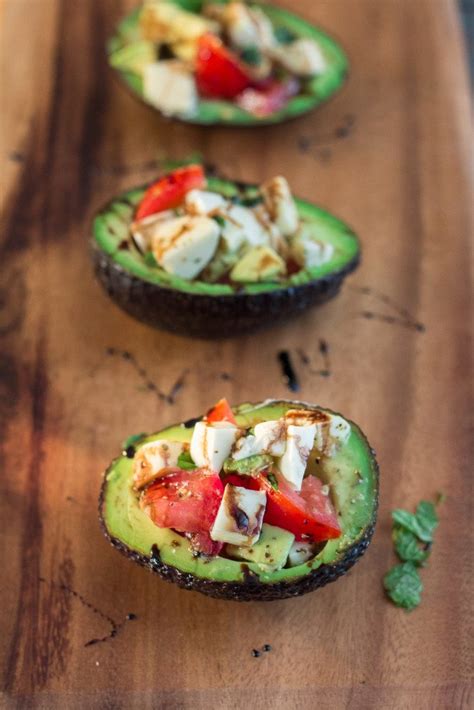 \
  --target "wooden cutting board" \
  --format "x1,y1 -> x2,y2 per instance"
1,0 -> 472,707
